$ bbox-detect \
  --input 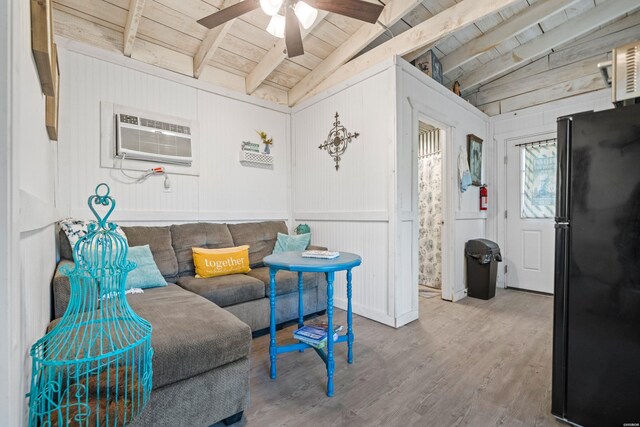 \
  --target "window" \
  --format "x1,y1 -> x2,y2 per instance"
520,140 -> 557,219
